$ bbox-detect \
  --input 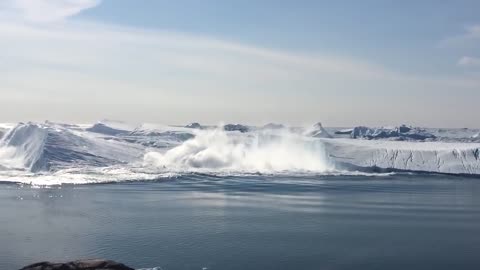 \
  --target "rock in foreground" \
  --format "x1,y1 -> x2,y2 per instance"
19,259 -> 134,270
